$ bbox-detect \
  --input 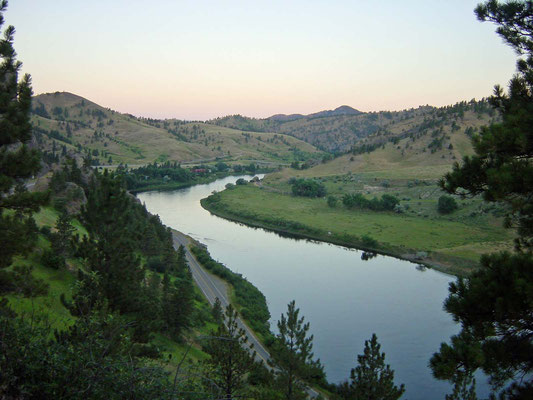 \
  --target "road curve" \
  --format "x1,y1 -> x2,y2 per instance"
171,230 -> 322,399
